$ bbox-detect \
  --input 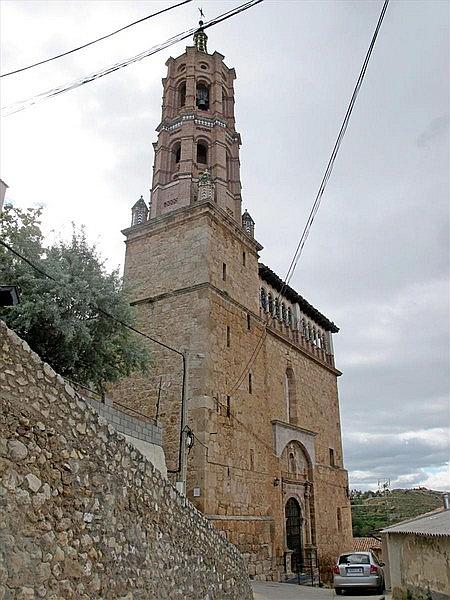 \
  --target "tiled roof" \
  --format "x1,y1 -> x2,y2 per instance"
352,537 -> 382,552
258,263 -> 339,333
381,509 -> 450,537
